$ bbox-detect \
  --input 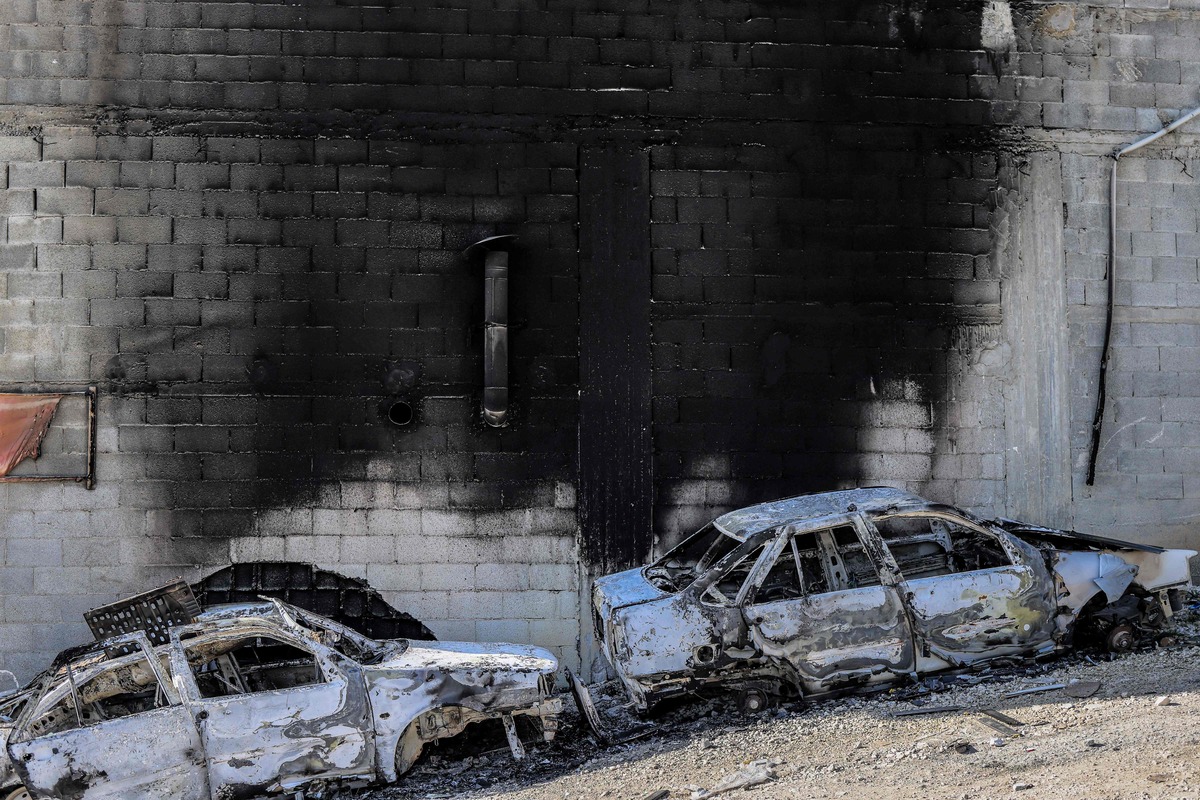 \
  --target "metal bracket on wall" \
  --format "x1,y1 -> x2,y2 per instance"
0,385 -> 97,489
